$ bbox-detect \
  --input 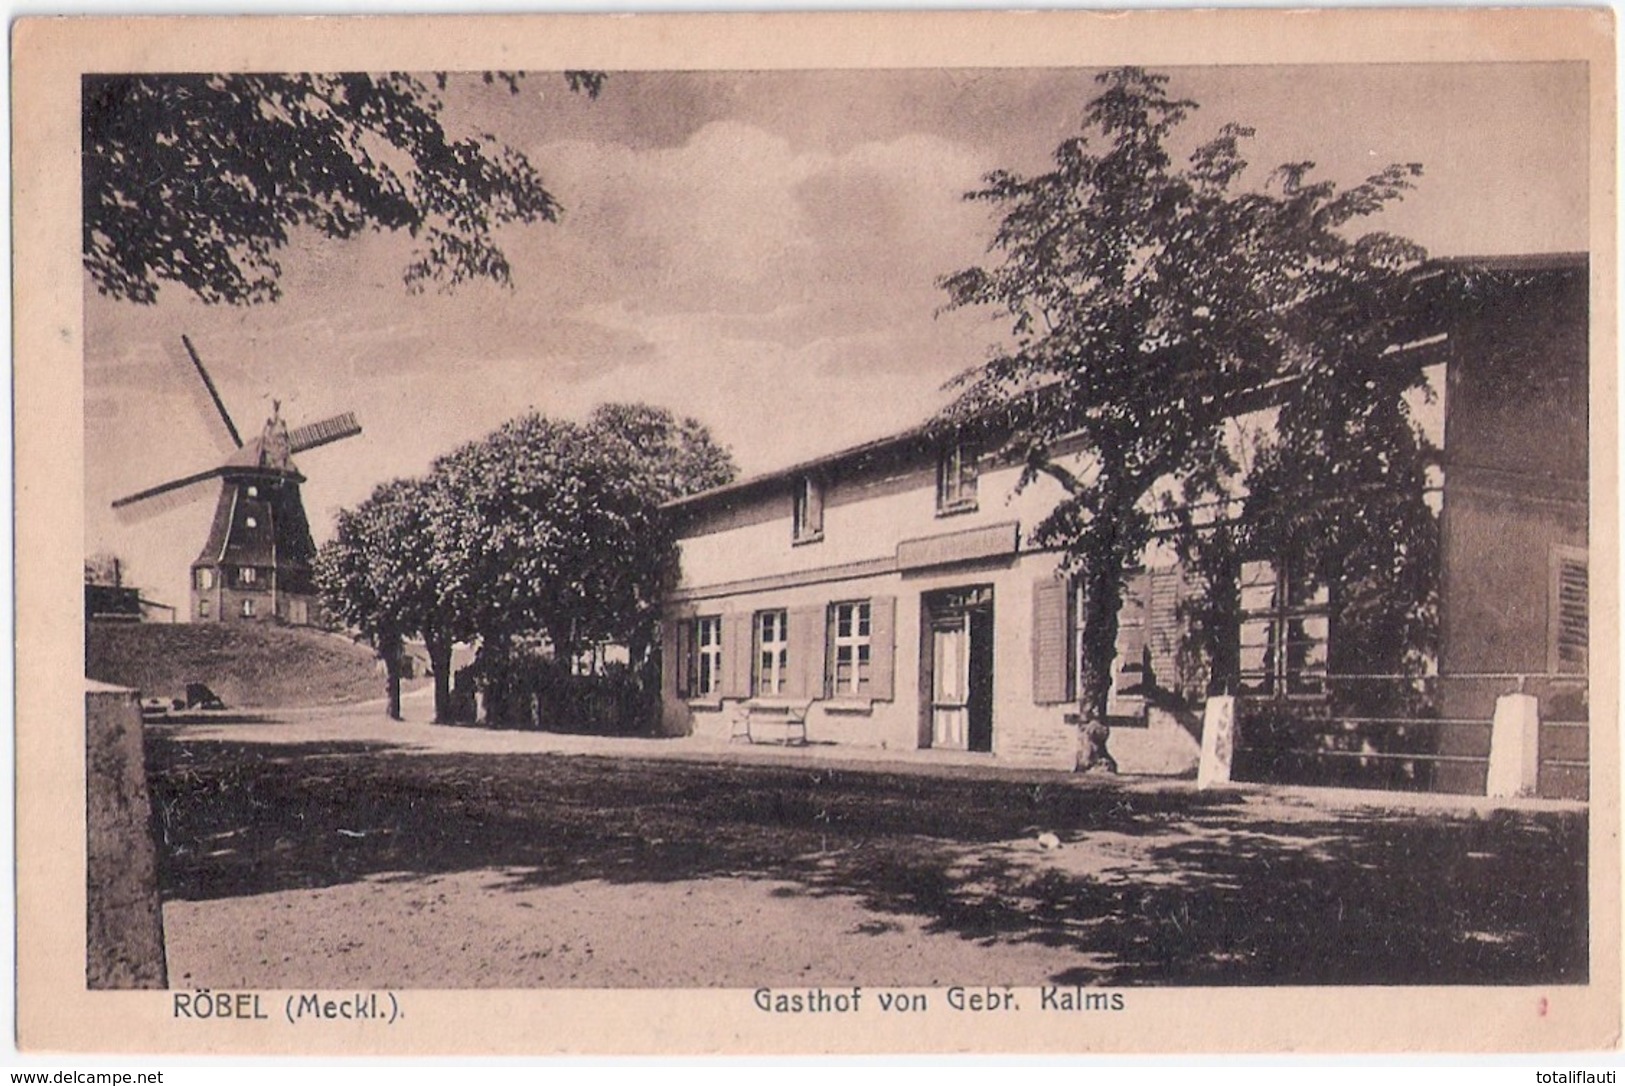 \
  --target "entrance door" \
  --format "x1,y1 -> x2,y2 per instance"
923,587 -> 994,752
930,613 -> 971,749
